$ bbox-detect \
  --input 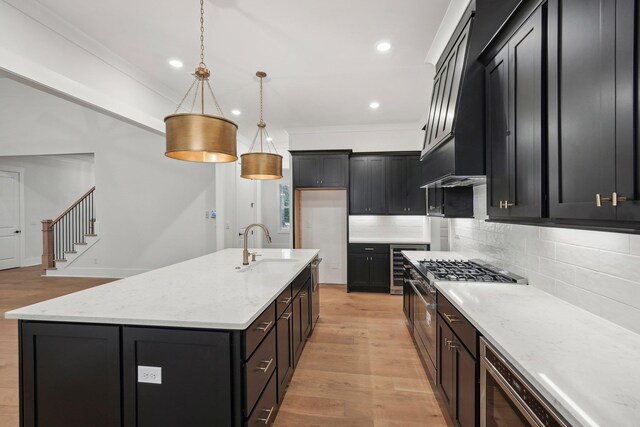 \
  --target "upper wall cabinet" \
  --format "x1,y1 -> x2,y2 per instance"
387,156 -> 426,215
423,20 -> 471,156
350,156 -> 387,214
486,5 -> 544,219
291,152 -> 349,189
548,0 -> 640,222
